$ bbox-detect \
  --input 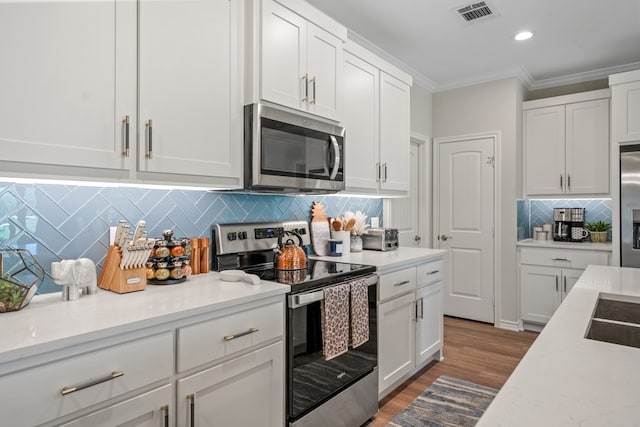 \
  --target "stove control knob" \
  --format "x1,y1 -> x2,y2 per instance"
227,232 -> 237,241
238,231 -> 247,240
